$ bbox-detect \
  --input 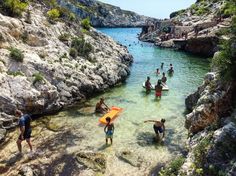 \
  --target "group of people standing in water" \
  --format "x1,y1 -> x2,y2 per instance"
15,63 -> 173,154
95,98 -> 166,145
145,63 -> 174,98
